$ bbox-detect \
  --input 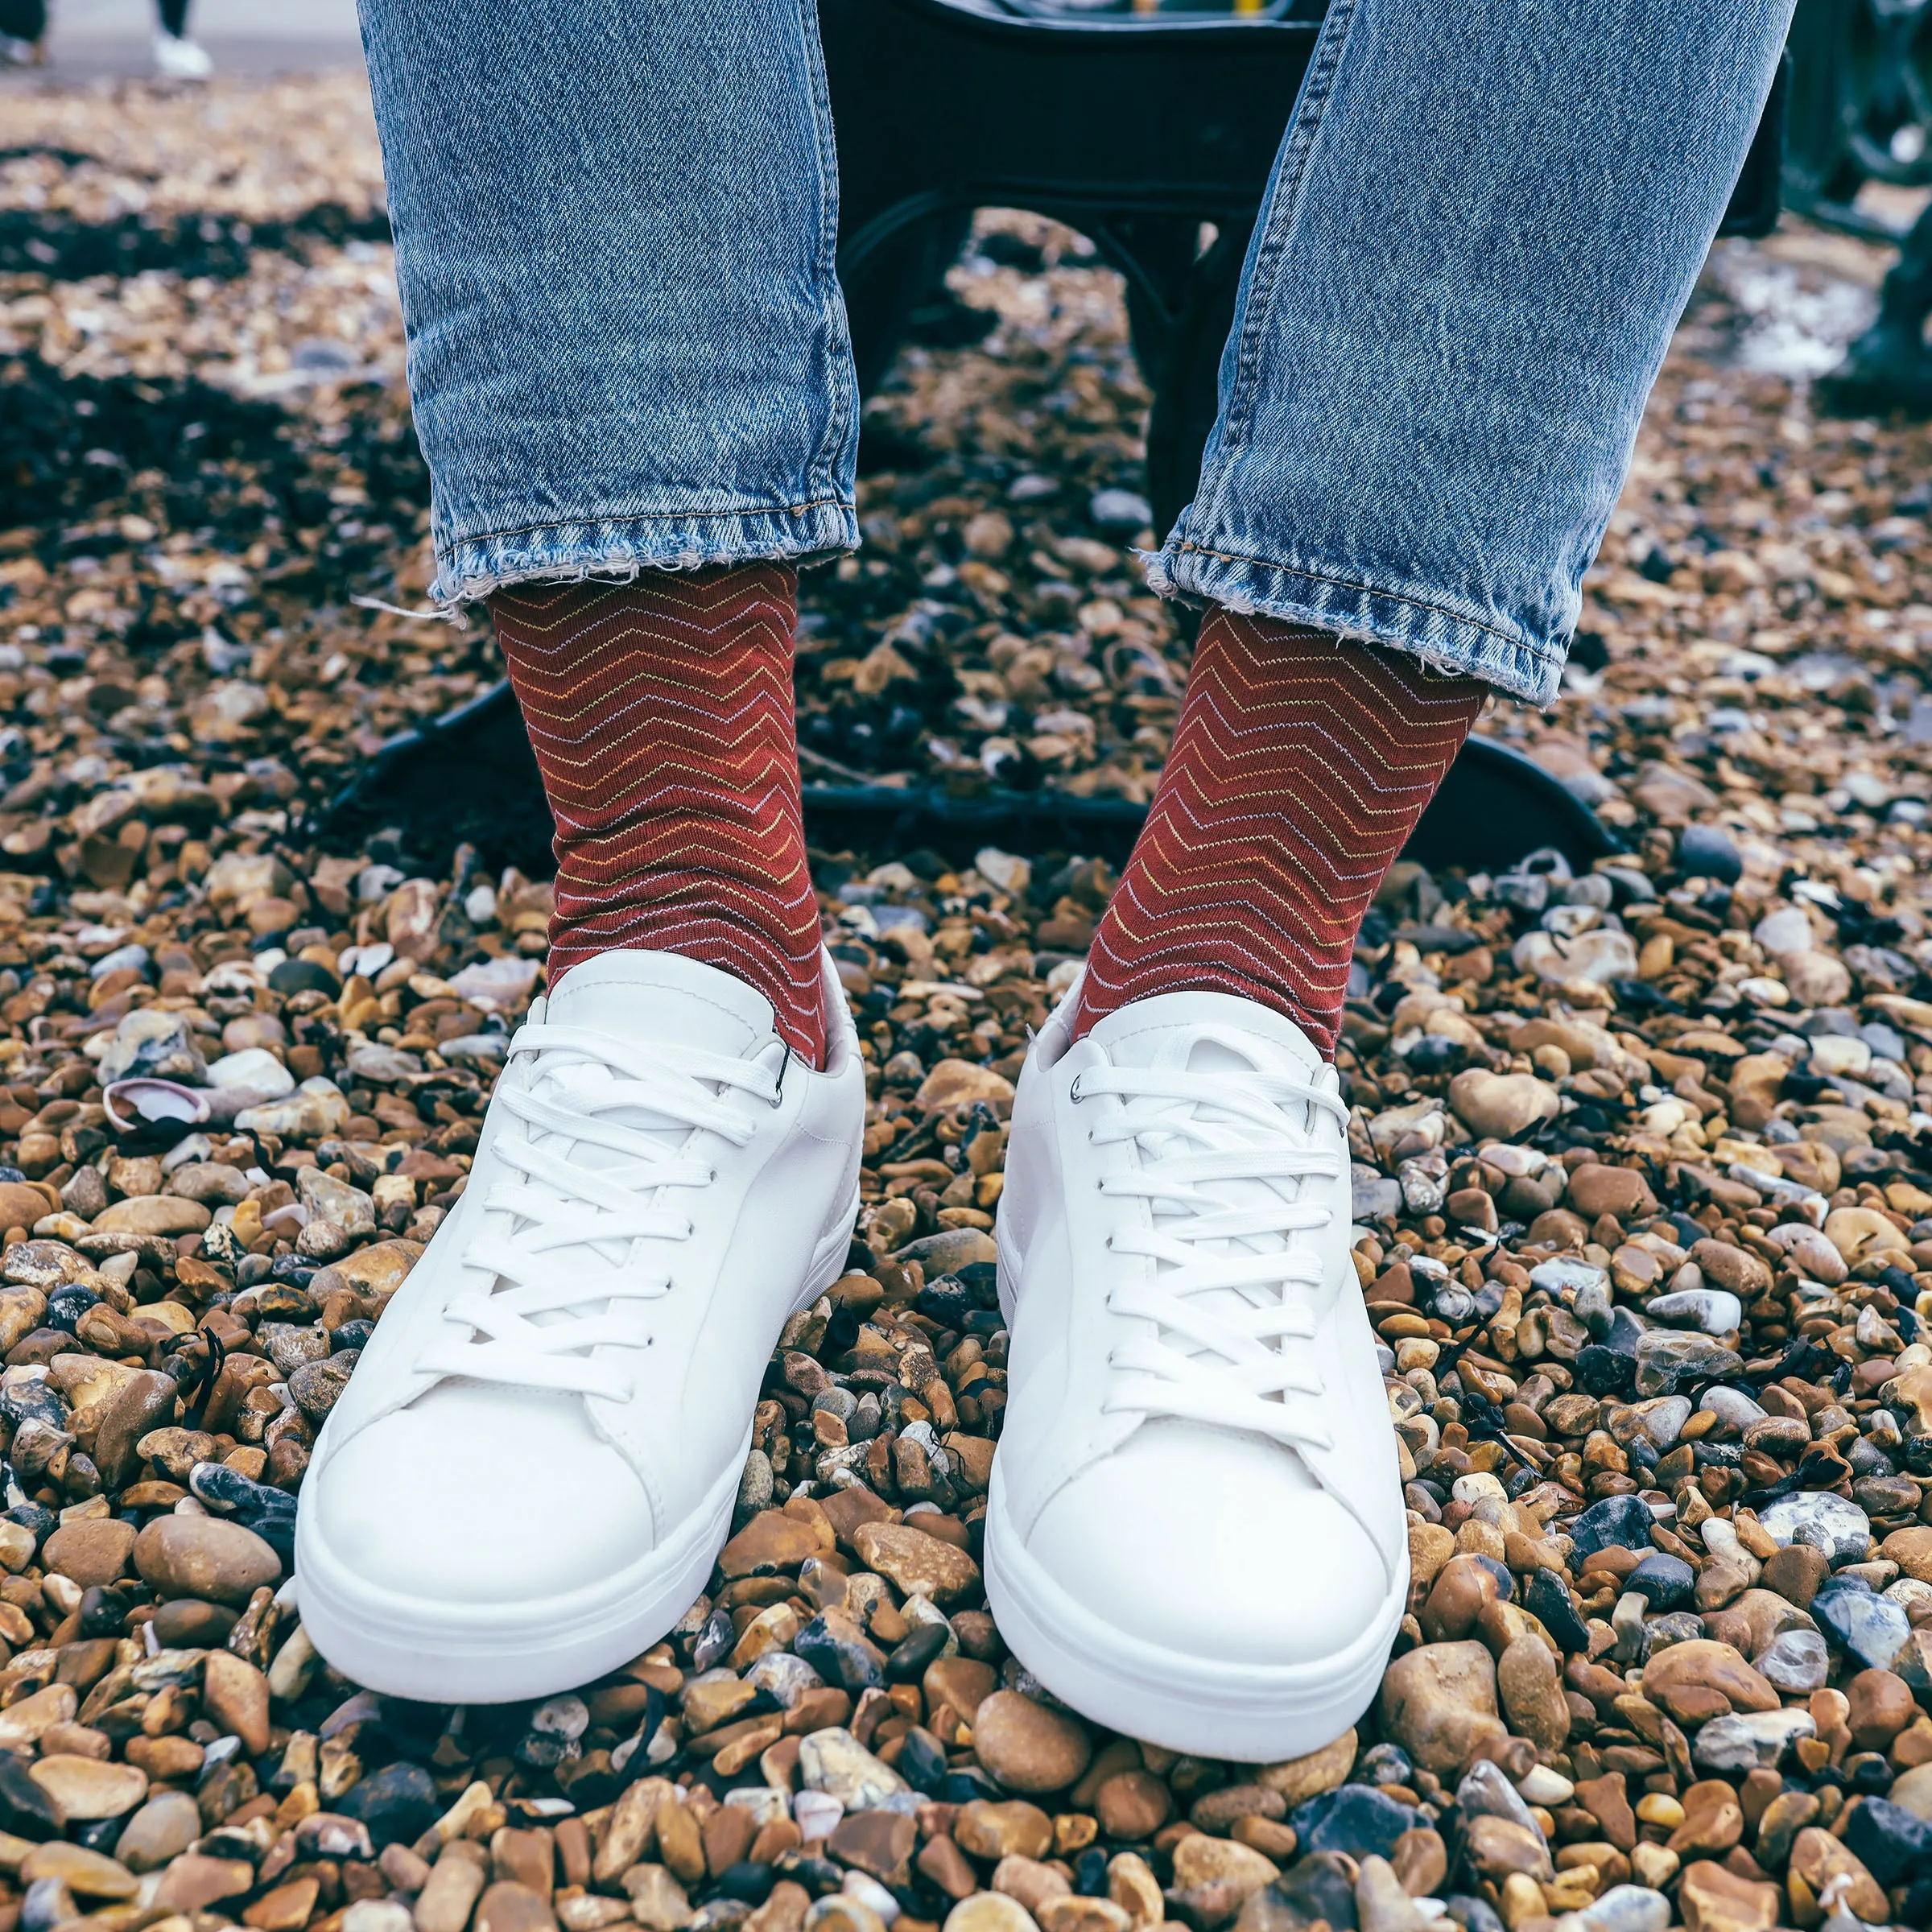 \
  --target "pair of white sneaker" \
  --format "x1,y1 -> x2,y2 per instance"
293,948 -> 1407,1761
